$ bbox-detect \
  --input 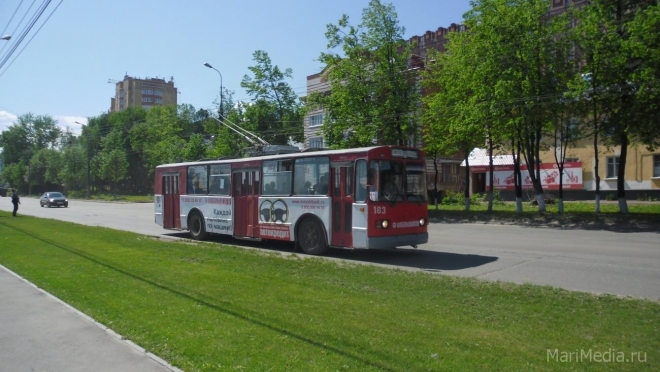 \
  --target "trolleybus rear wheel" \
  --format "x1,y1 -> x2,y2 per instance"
188,212 -> 208,240
298,218 -> 328,255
